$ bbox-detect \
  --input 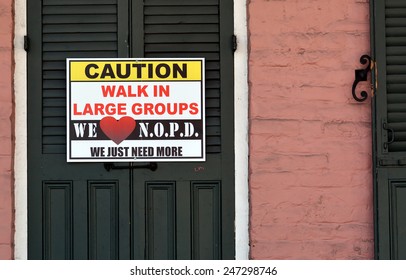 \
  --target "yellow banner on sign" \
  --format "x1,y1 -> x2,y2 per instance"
69,60 -> 203,81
